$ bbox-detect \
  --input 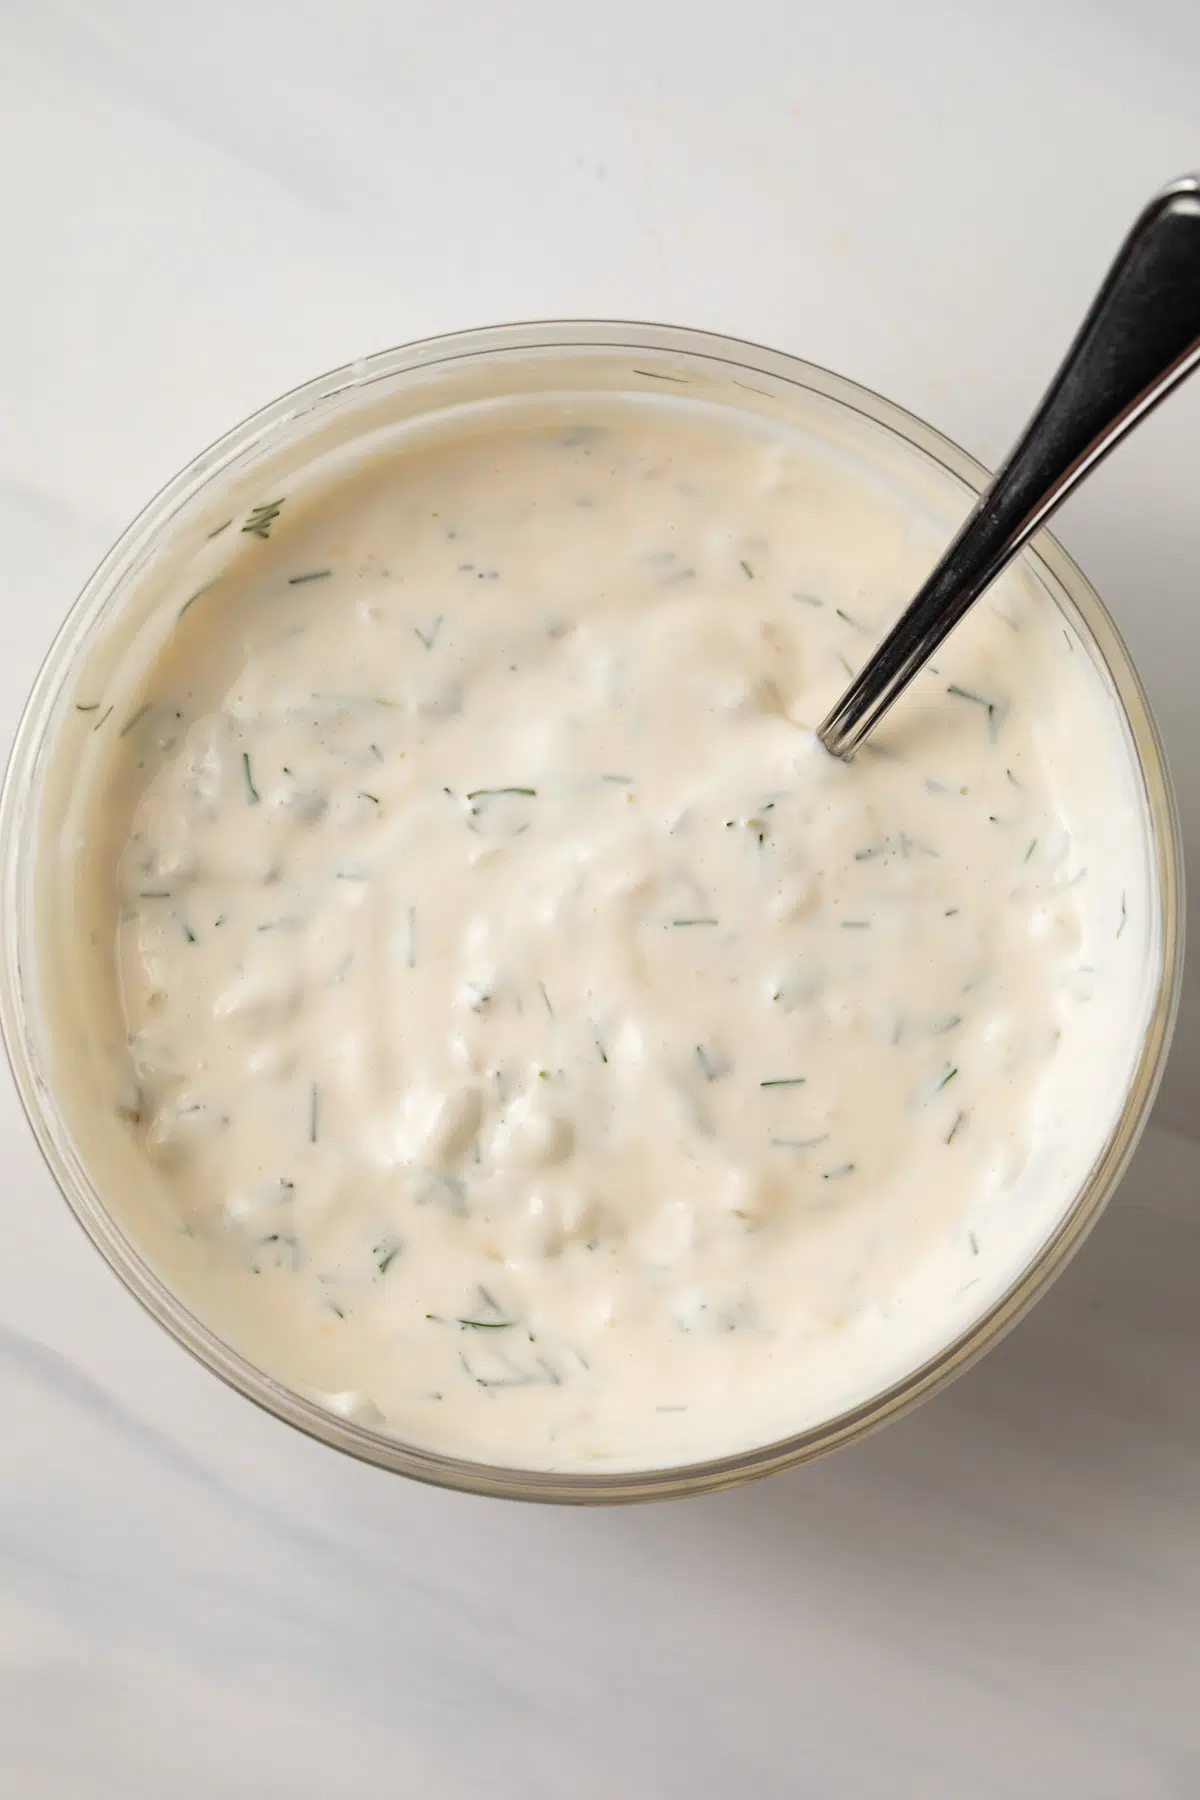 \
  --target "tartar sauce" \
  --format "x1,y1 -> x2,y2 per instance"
46,394 -> 1152,1469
